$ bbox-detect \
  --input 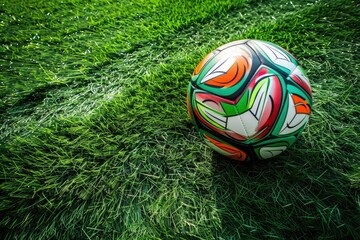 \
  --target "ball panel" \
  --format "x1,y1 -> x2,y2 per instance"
258,146 -> 287,159
201,130 -> 248,161
244,66 -> 287,141
272,93 -> 311,136
253,136 -> 297,159
200,49 -> 251,88
192,43 -> 261,98
288,65 -> 312,97
279,94 -> 310,135
247,40 -> 298,76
